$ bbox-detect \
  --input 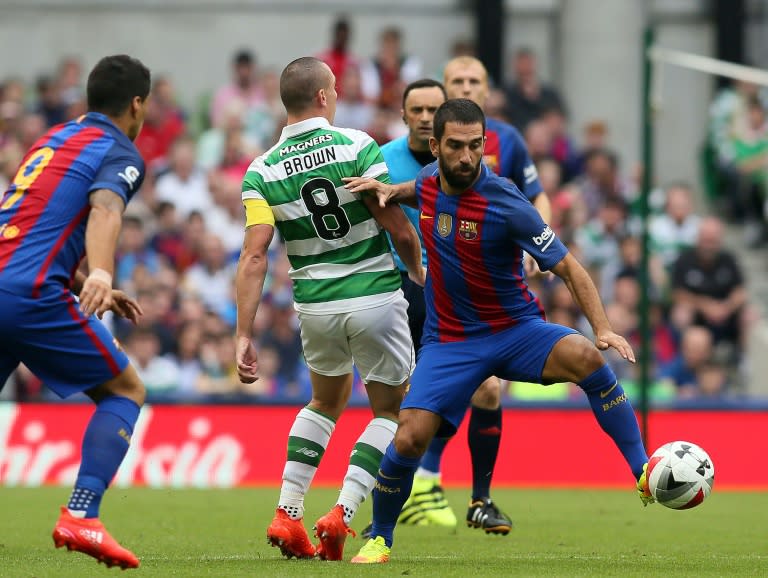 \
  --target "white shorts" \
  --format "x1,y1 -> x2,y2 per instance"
297,293 -> 414,386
